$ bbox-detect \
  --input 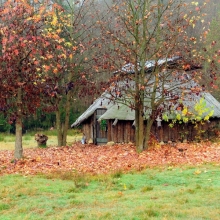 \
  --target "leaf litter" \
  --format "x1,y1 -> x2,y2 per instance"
0,142 -> 220,176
